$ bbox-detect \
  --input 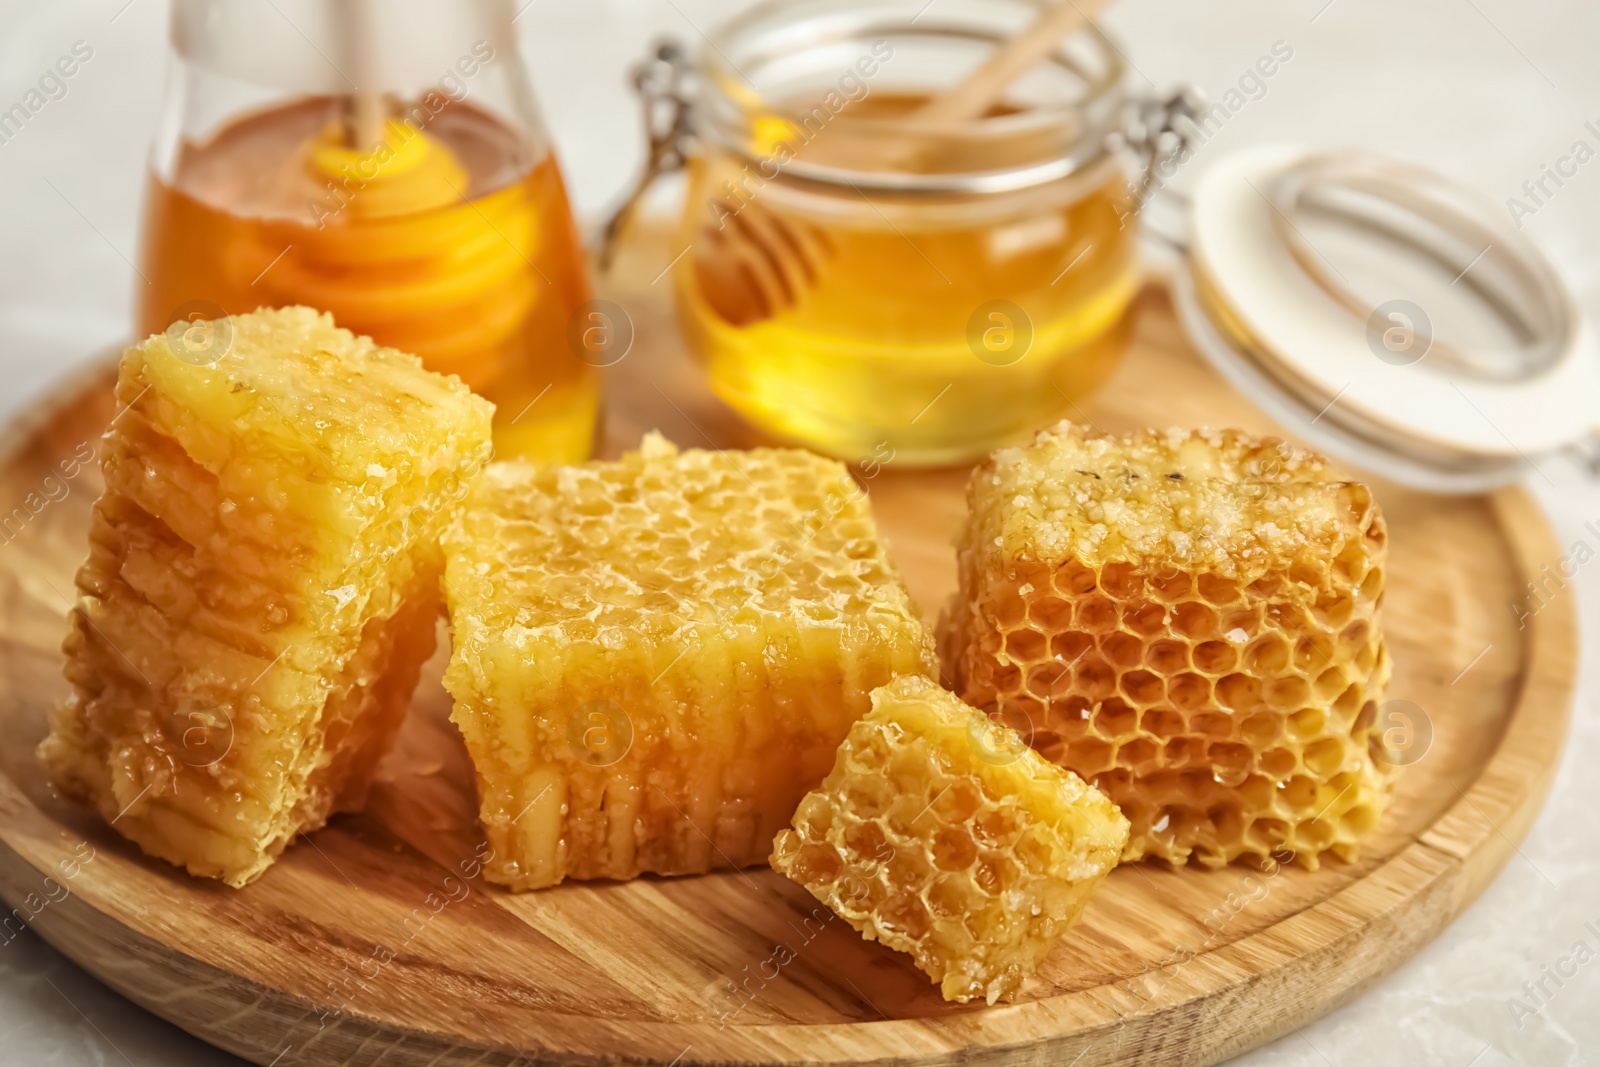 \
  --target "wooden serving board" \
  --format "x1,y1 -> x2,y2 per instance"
0,223 -> 1576,1067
